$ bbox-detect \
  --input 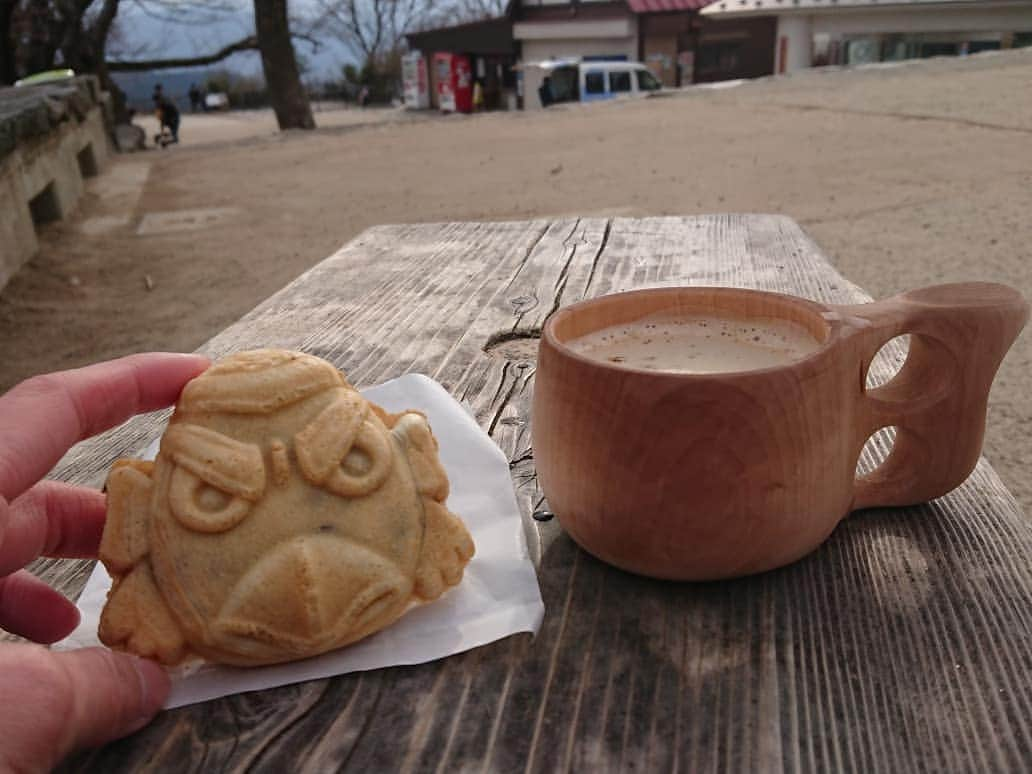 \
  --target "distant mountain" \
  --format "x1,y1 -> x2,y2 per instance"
112,66 -> 260,112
